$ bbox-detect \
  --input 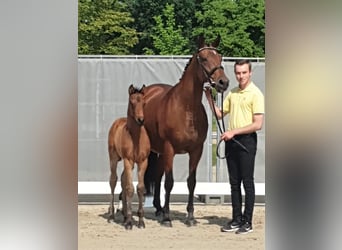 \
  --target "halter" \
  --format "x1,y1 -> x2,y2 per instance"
196,47 -> 224,86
